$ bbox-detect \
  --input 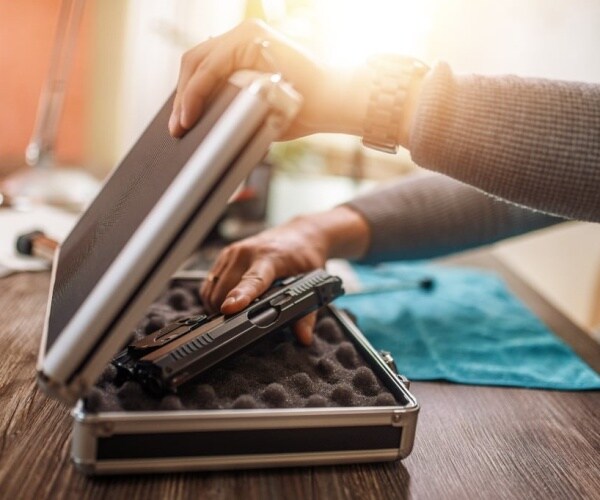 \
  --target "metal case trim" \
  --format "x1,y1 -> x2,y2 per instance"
71,306 -> 419,474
